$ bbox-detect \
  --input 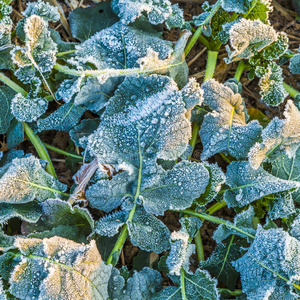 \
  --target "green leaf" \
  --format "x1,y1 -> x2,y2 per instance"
111,0 -> 184,29
268,191 -> 296,220
245,0 -> 272,22
108,267 -> 162,299
0,155 -> 67,204
201,236 -> 247,290
69,2 -> 119,42
0,201 -> 41,225
0,230 -> 15,251
222,0 -> 253,13
0,252 -> 20,281
200,79 -> 262,160
37,101 -> 86,132
289,47 -> 300,74
6,119 -> 24,150
0,277 -> 7,300
248,100 -> 300,169
224,161 -> 300,208
8,237 -> 112,300
127,206 -> 171,253
254,62 -> 287,106
0,87 -> 15,135
152,268 -> 219,300
233,225 -> 300,299
213,206 -> 256,242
